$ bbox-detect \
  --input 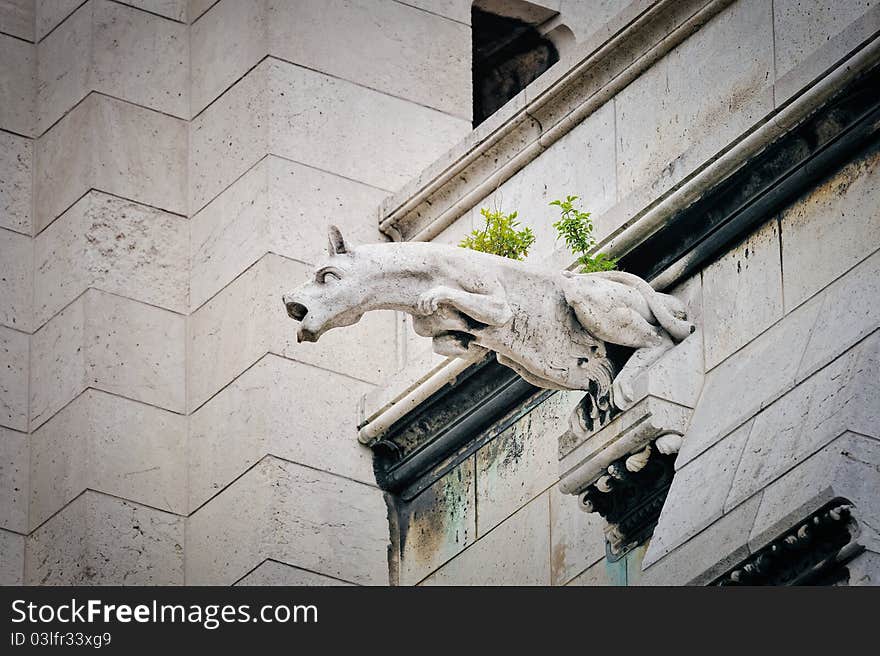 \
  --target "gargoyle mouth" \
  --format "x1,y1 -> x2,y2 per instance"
297,327 -> 319,343
285,301 -> 308,322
